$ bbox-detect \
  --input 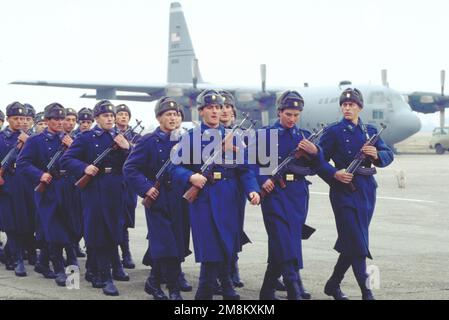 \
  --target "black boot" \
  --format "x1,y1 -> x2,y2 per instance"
112,247 -> 129,281
324,278 -> 349,300
53,259 -> 67,287
74,243 -> 86,258
103,270 -> 119,296
178,272 -> 193,292
221,276 -> 240,300
168,288 -> 183,300
195,263 -> 219,300
14,251 -> 27,277
362,289 -> 375,300
231,260 -> 244,288
144,275 -> 168,300
259,269 -> 280,300
298,276 -> 312,300
34,245 -> 56,279
285,280 -> 302,300
92,271 -> 107,288
120,230 -> 135,269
